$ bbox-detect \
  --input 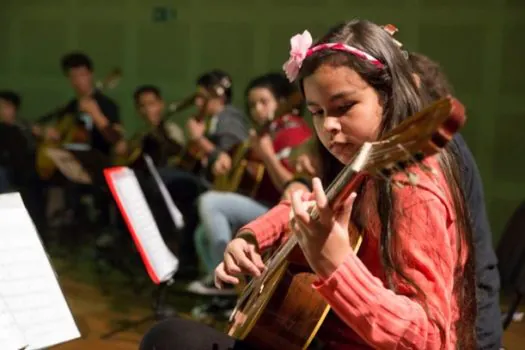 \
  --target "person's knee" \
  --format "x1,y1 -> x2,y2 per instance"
139,318 -> 186,350
198,191 -> 223,217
